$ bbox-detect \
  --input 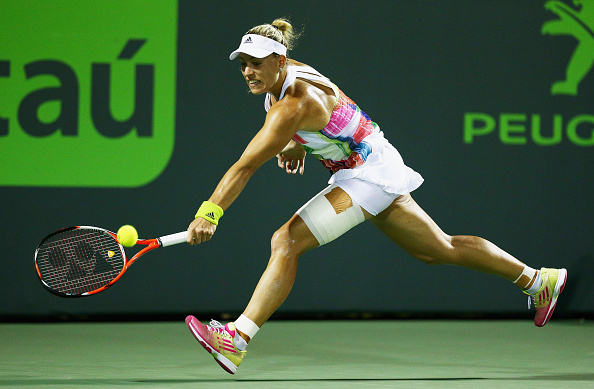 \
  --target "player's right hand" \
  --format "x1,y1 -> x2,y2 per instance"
187,217 -> 217,245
